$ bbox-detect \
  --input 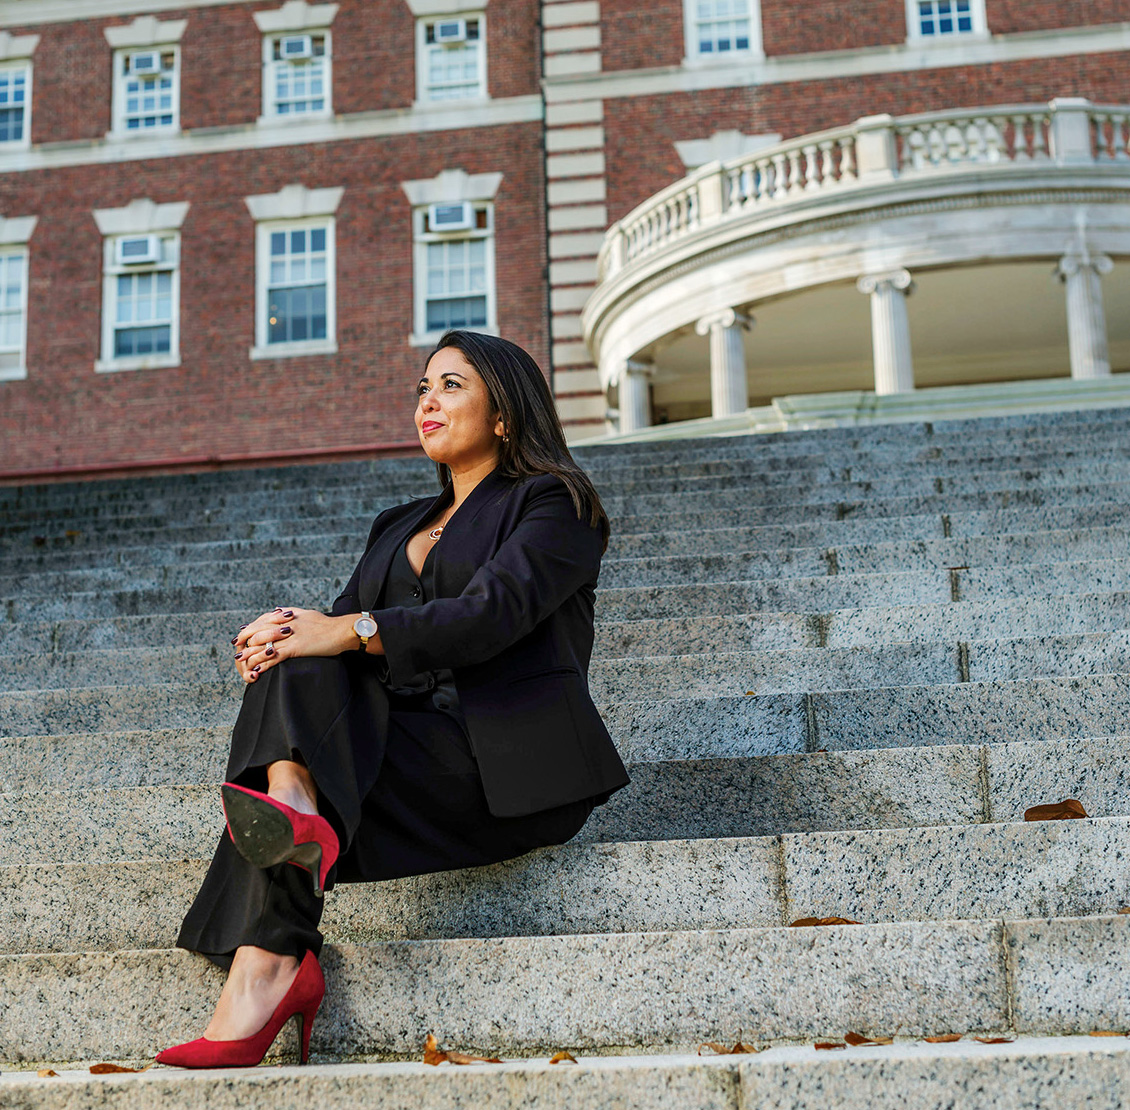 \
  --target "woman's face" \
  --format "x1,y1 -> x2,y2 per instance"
415,346 -> 505,471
